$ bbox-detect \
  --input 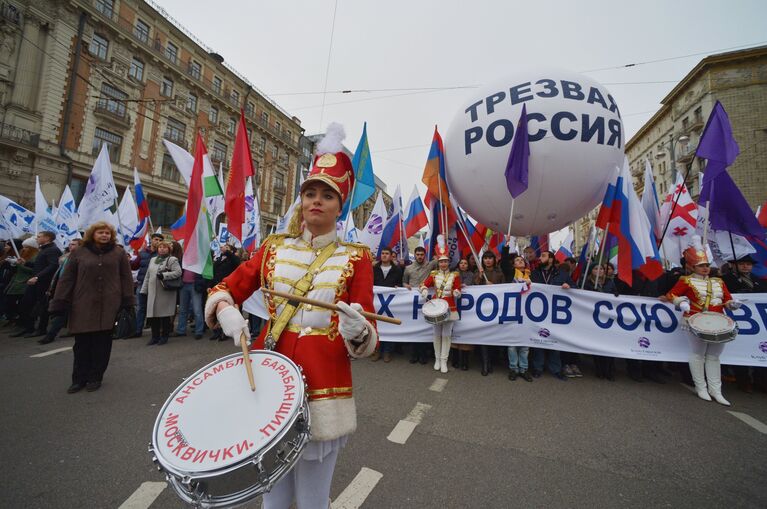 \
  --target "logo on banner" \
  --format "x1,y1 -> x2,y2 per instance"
759,342 -> 767,354
538,328 -> 550,338
367,214 -> 383,234
638,337 -> 651,349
